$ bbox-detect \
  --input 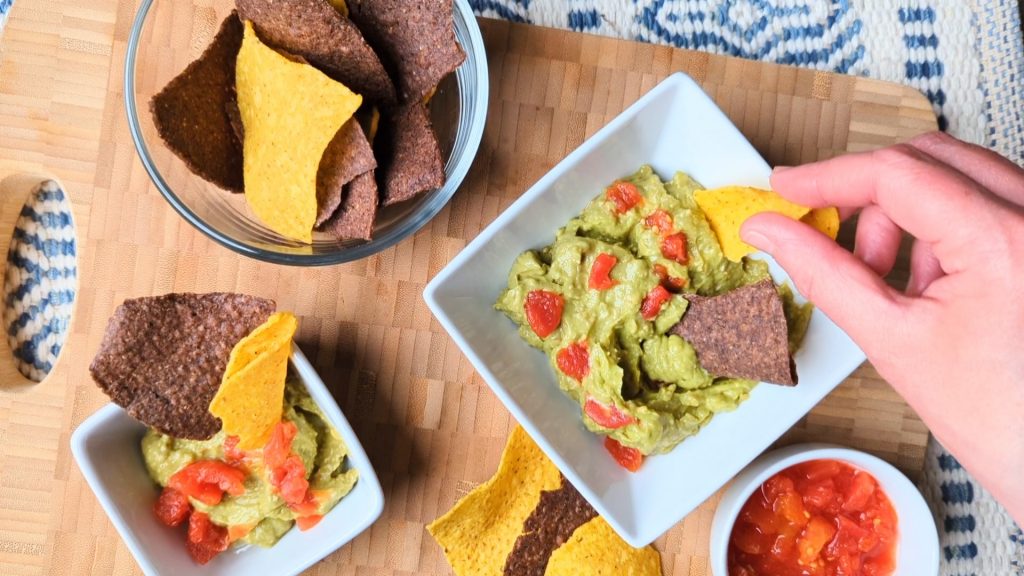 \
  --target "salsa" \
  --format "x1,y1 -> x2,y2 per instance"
729,459 -> 898,576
